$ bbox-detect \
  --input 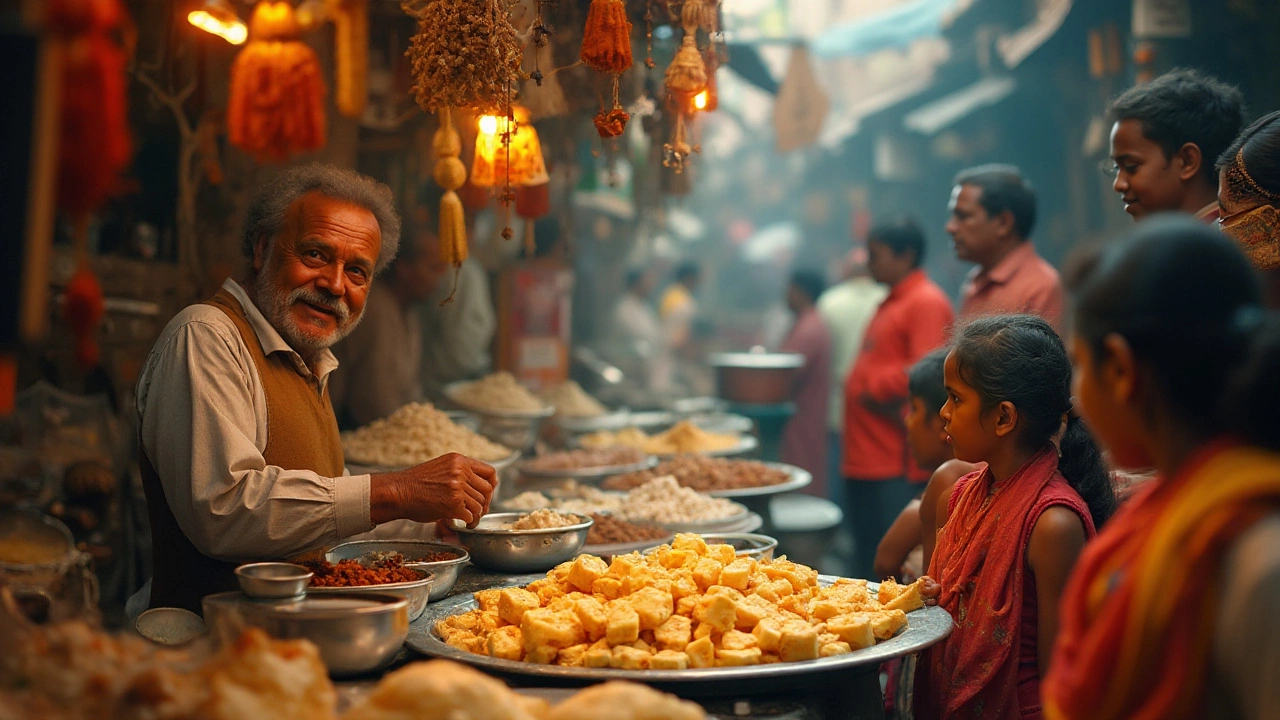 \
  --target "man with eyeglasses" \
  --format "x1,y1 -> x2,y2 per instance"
1105,69 -> 1245,223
